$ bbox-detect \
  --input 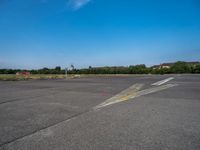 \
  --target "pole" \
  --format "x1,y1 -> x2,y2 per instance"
65,68 -> 68,79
